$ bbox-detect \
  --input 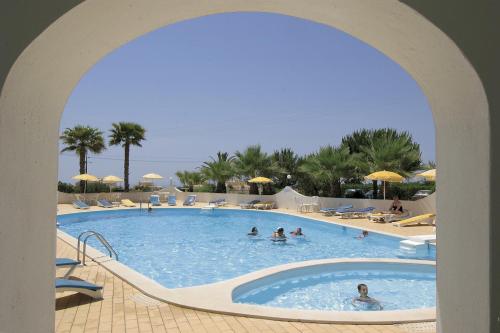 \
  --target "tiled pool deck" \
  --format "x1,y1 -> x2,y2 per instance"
56,203 -> 436,333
